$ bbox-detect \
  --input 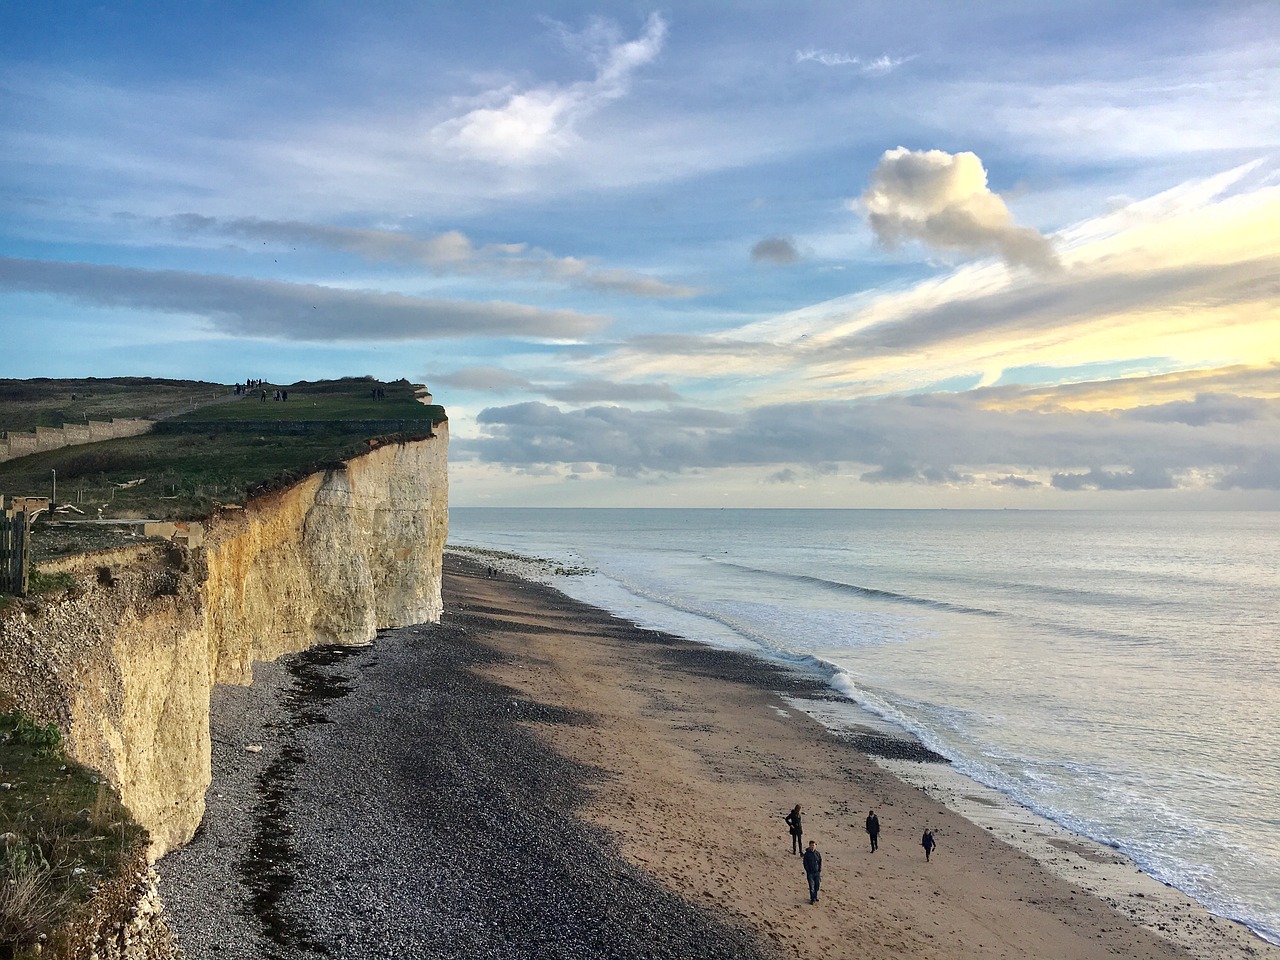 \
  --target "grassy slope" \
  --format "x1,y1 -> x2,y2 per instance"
0,378 -> 231,433
0,699 -> 148,957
